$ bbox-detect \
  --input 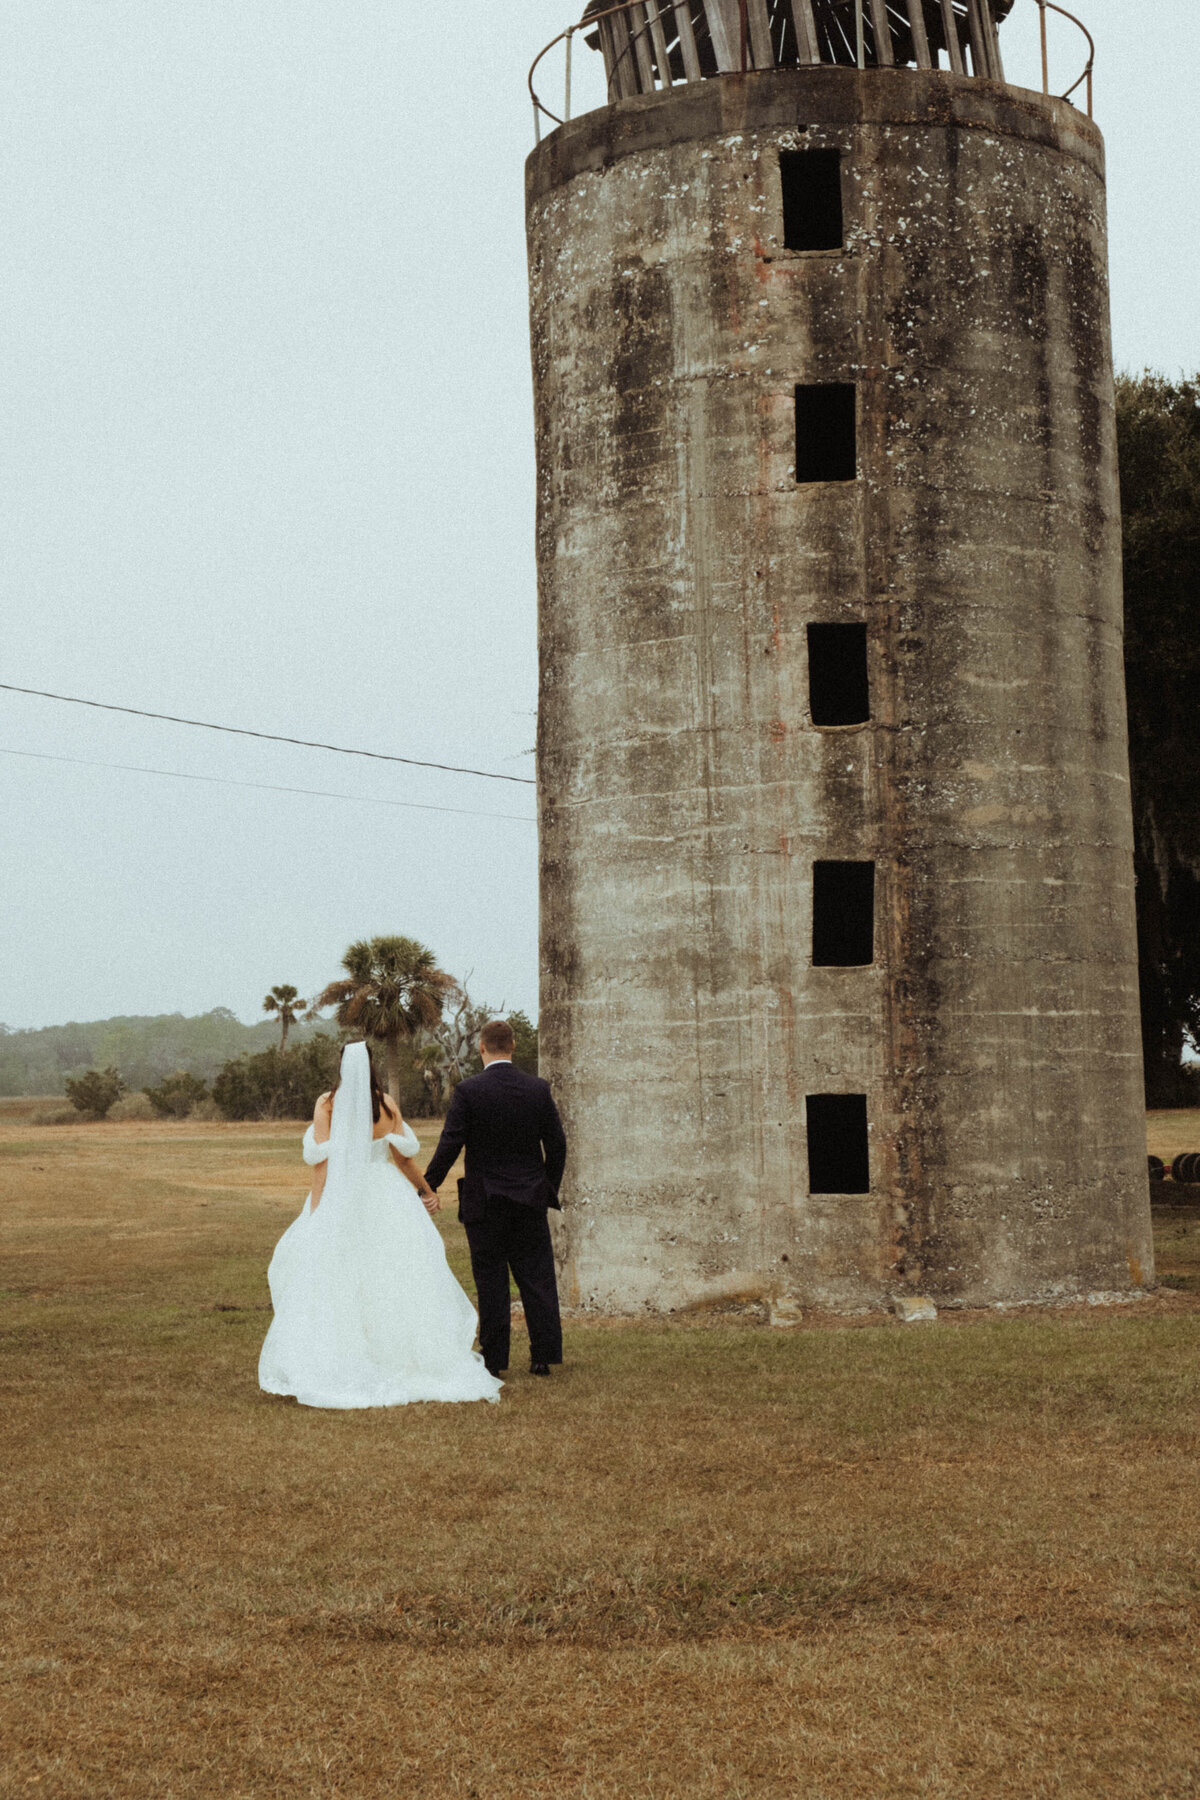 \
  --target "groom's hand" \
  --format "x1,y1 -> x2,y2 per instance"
422,1188 -> 441,1215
